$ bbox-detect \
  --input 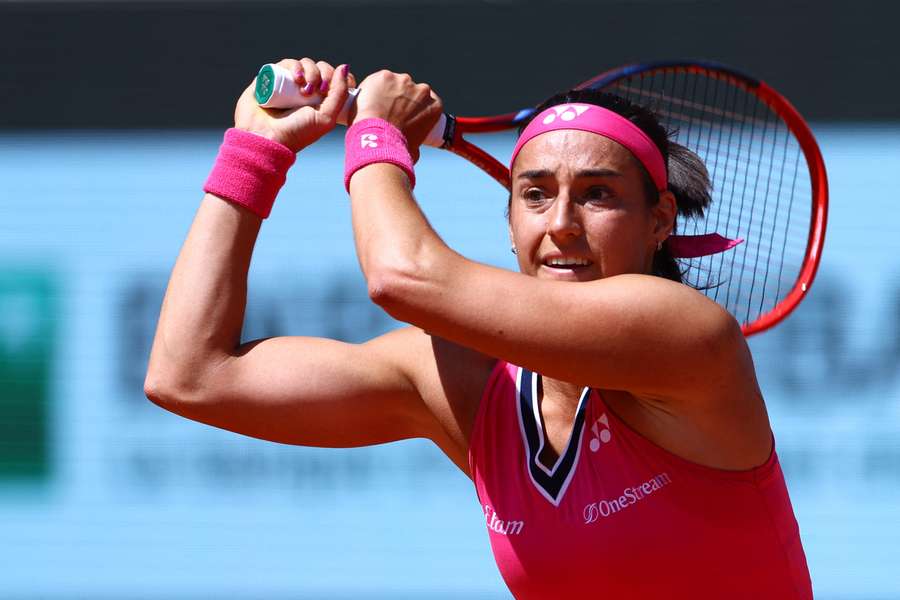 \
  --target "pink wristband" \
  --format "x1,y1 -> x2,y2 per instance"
344,118 -> 416,192
203,128 -> 296,219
